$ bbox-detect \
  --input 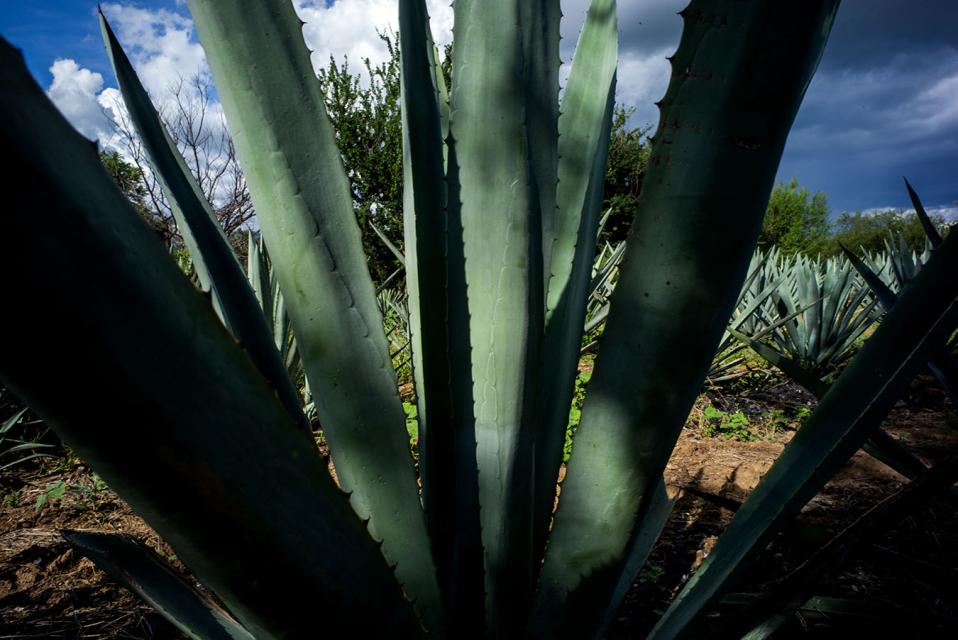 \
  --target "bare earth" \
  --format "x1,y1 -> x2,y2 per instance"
2,375 -> 955,639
